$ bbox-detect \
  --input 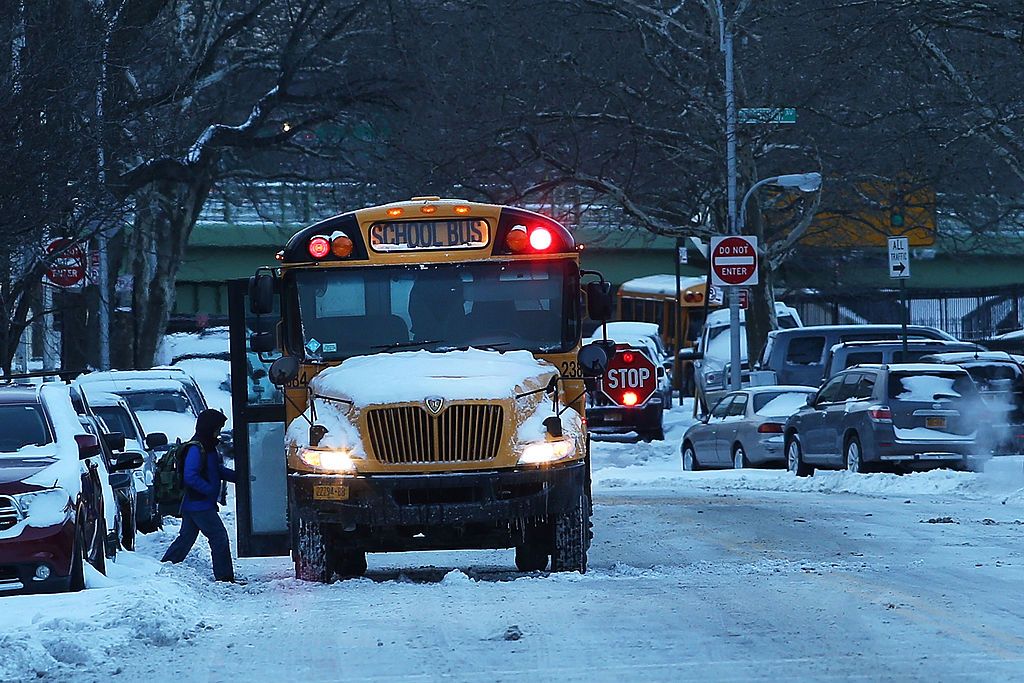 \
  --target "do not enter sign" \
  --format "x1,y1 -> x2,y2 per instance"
44,238 -> 87,288
711,236 -> 759,287
602,347 -> 658,408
